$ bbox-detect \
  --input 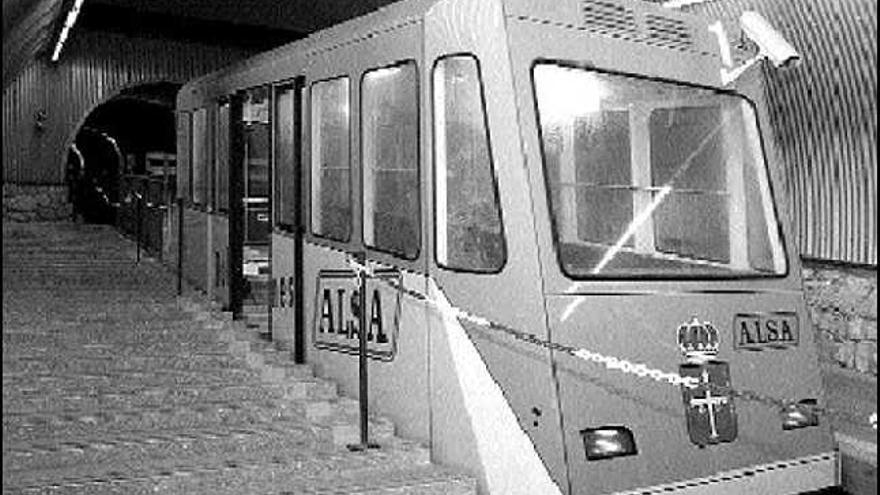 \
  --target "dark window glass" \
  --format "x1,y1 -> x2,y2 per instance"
533,63 -> 786,278
177,112 -> 192,202
650,107 -> 728,263
362,62 -> 420,259
310,78 -> 351,241
433,55 -> 506,272
274,86 -> 298,227
215,101 -> 230,211
192,108 -> 208,205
